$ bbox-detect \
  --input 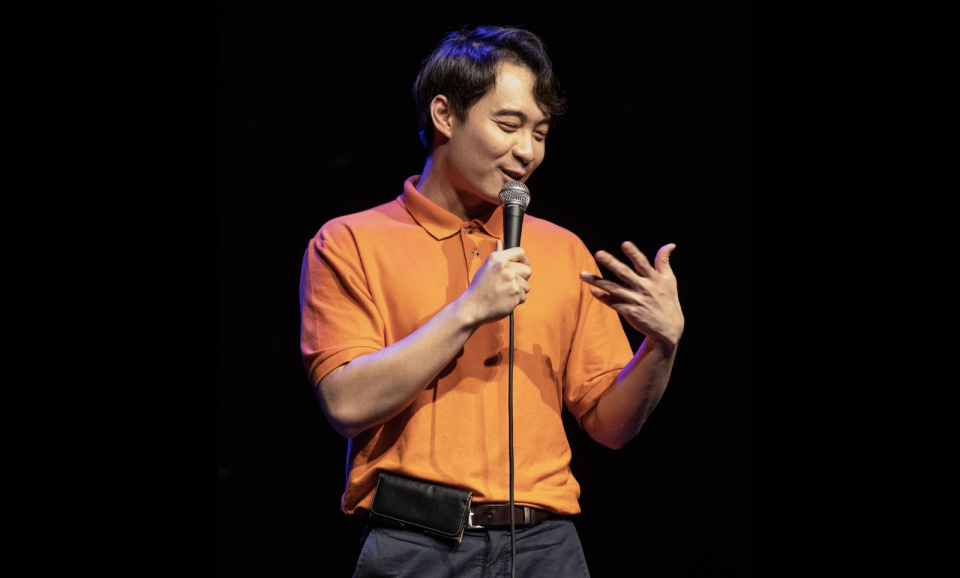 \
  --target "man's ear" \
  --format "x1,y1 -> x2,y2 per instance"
430,95 -> 455,140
